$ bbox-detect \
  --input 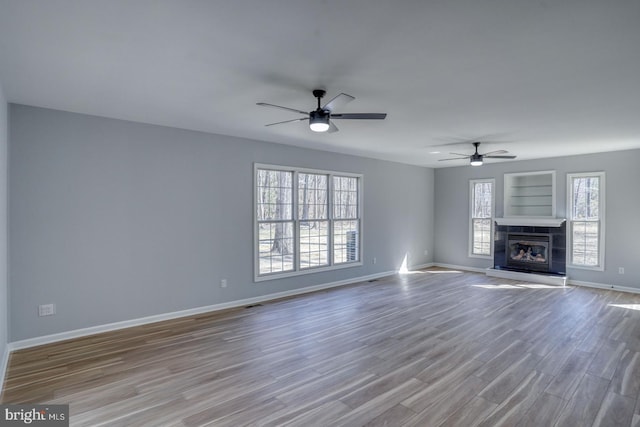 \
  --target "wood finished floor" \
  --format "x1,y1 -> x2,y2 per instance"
3,268 -> 640,426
